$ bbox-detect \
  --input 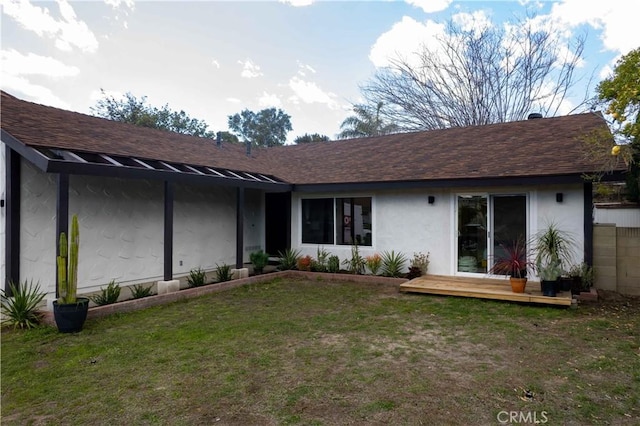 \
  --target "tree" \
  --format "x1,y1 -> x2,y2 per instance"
216,131 -> 240,144
338,102 -> 400,139
91,89 -> 215,138
597,48 -> 640,202
360,15 -> 586,131
294,133 -> 330,144
227,108 -> 292,147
